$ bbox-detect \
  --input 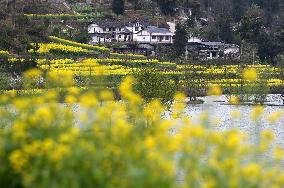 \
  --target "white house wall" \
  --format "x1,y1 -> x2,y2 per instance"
224,47 -> 239,54
136,35 -> 151,43
88,24 -> 96,33
88,24 -> 104,34
90,36 -> 107,44
115,34 -> 131,42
